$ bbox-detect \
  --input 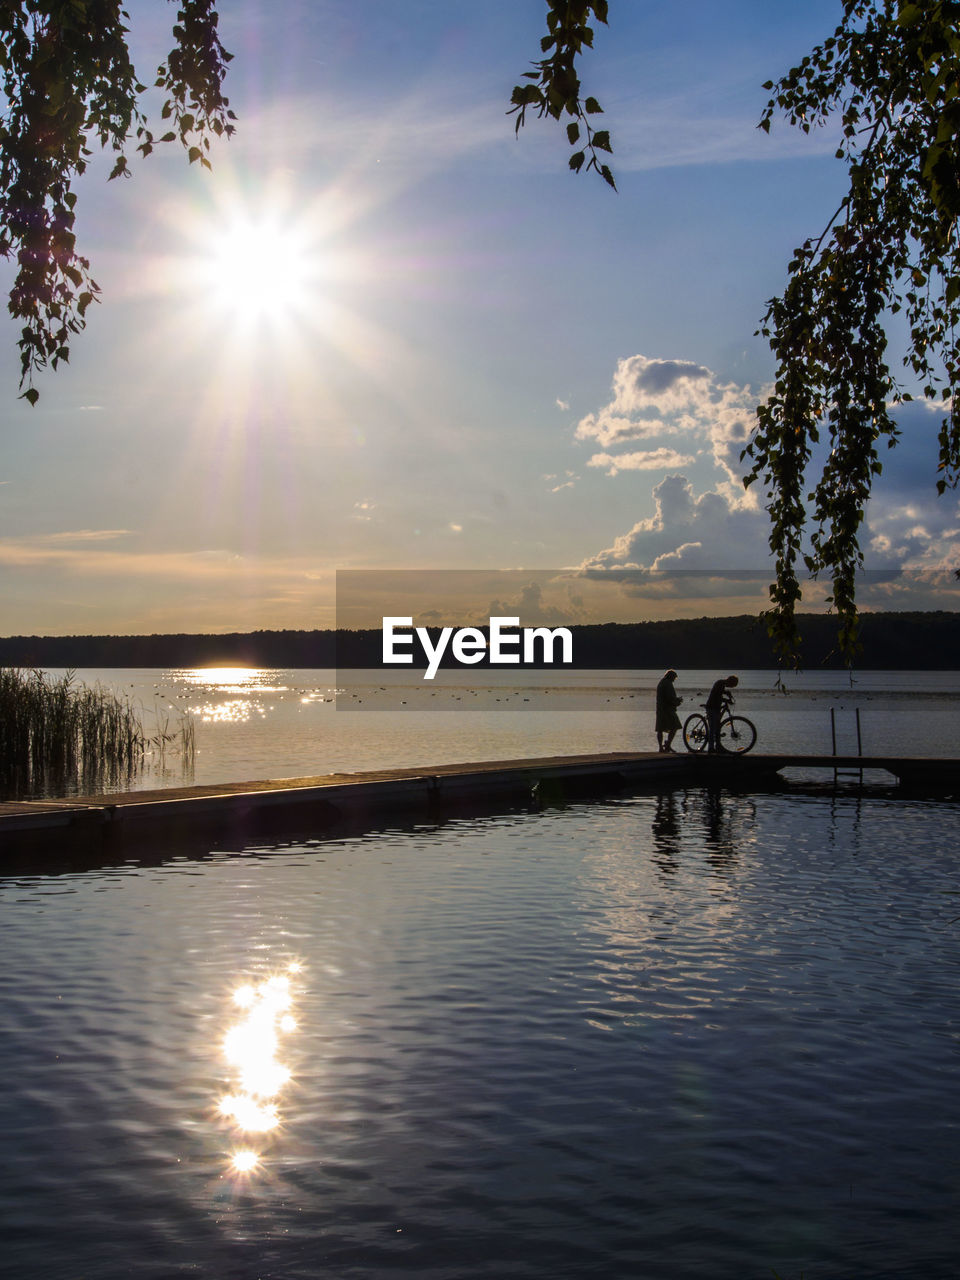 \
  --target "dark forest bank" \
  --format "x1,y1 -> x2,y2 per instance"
1,611 -> 958,670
